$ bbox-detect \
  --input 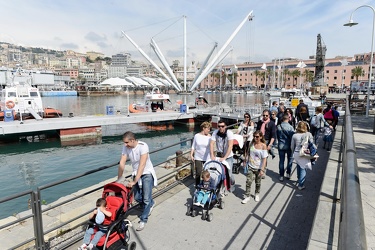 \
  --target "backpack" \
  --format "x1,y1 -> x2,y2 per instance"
324,109 -> 333,120
310,115 -> 318,128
